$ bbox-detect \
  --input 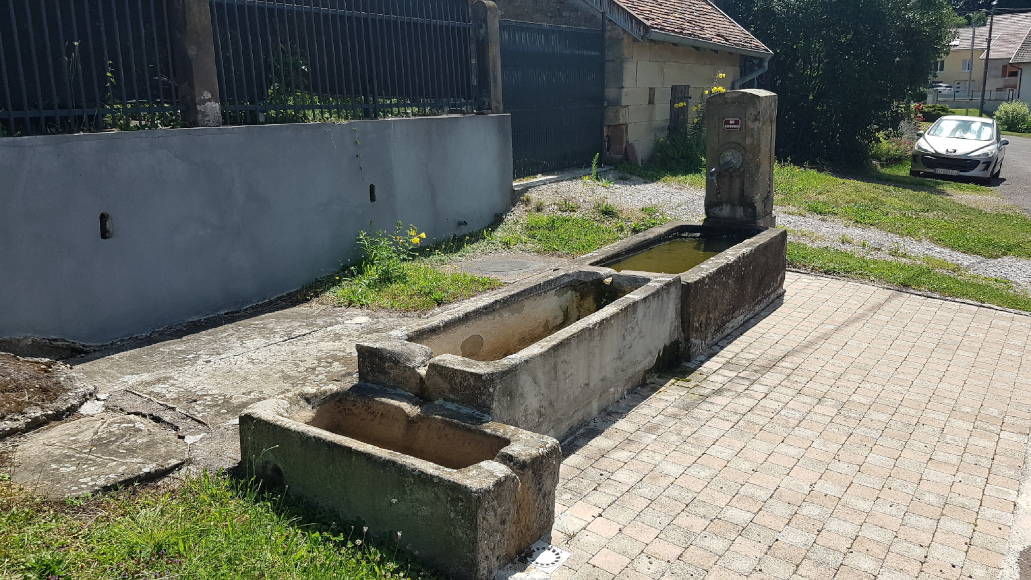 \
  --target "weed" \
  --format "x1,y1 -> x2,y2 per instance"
887,242 -> 908,258
581,153 -> 614,188
329,222 -> 500,310
558,198 -> 580,213
533,200 -> 546,212
840,234 -> 853,244
520,194 -> 534,206
595,200 -> 620,218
